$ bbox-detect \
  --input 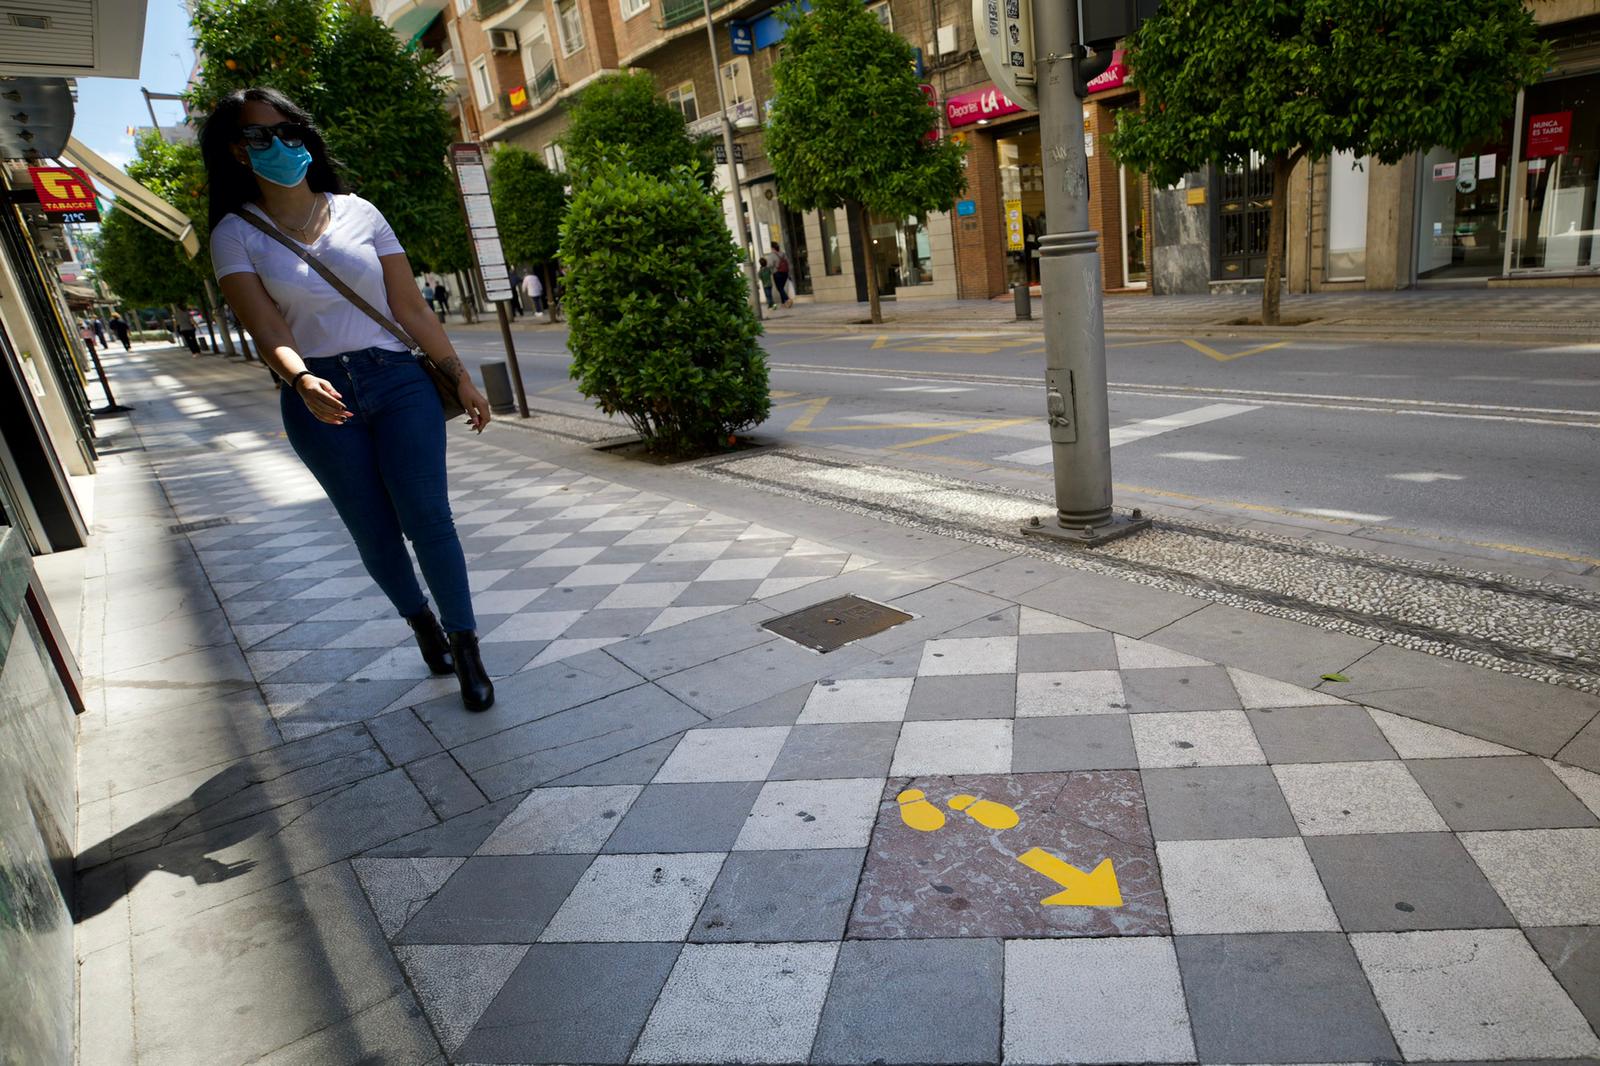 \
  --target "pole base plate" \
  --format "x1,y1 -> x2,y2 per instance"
1021,512 -> 1152,547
